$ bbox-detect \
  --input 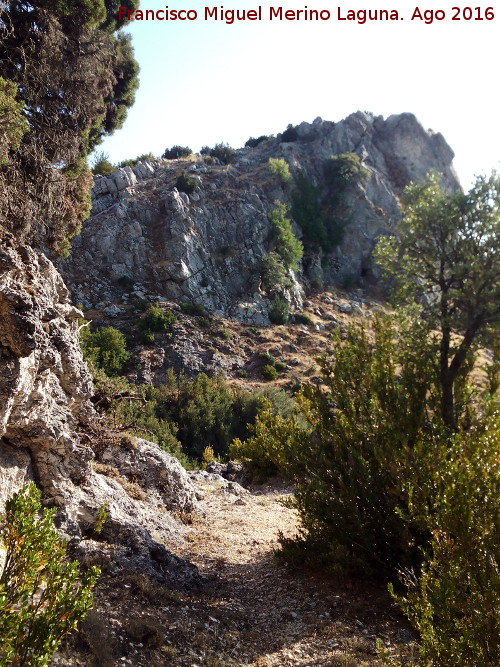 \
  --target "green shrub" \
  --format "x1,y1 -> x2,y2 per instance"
324,152 -> 369,195
118,153 -> 156,168
91,370 -> 188,465
275,361 -> 288,373
201,143 -> 235,165
291,172 -> 328,249
175,171 -> 199,195
260,252 -> 291,292
141,329 -> 155,345
294,313 -> 312,325
116,275 -> 134,290
245,135 -> 271,148
274,316 -> 441,576
229,398 -> 308,478
259,352 -> 275,366
267,158 -> 291,184
144,373 -> 298,461
261,364 -> 278,381
269,297 -> 289,325
80,325 -> 129,377
0,483 -> 99,667
91,151 -> 115,176
197,317 -> 211,329
179,302 -> 206,316
392,413 -> 500,666
268,201 -> 303,270
280,124 -> 299,142
162,145 -> 192,160
0,76 -> 28,164
140,303 -> 176,333
133,297 -> 149,311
